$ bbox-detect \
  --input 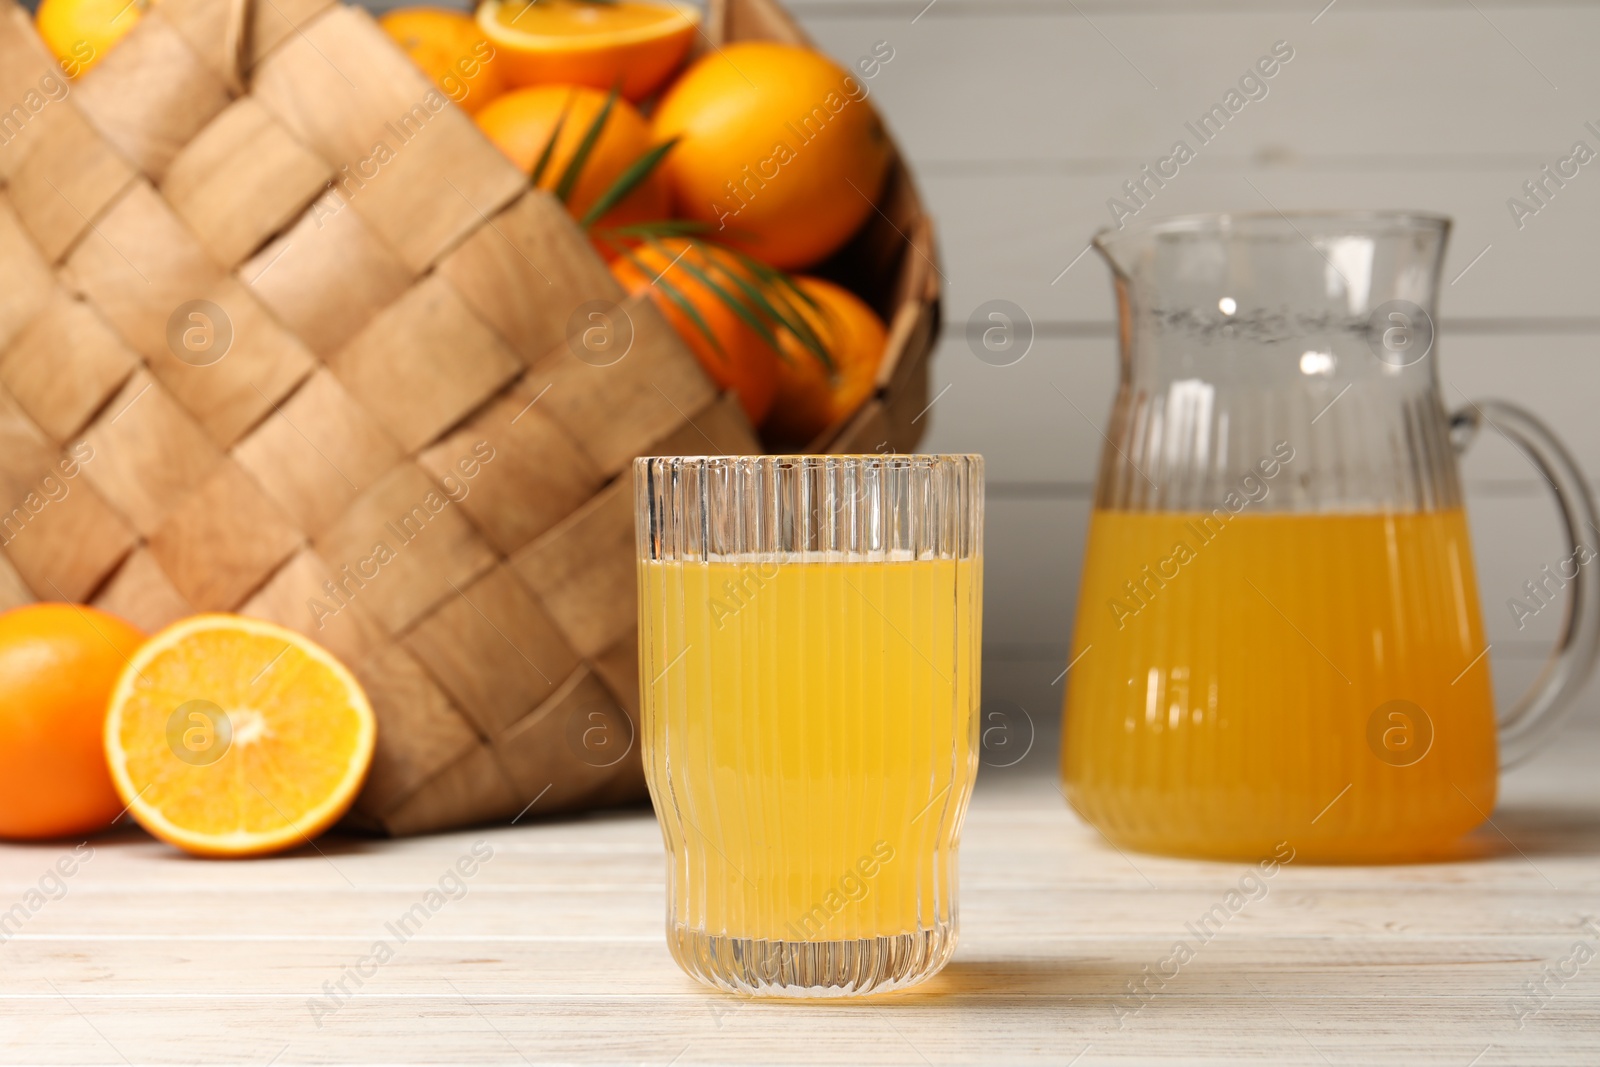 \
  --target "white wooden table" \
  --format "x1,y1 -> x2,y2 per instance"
3,713 -> 1597,1066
